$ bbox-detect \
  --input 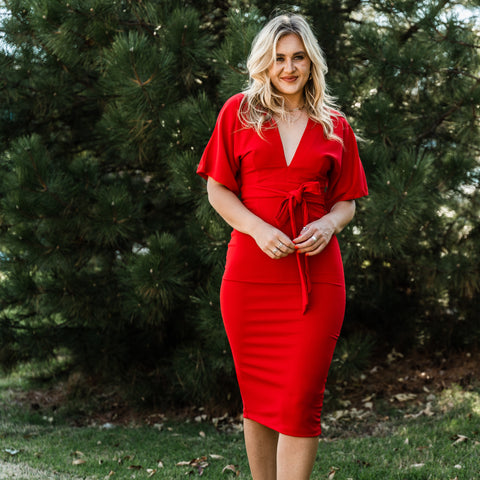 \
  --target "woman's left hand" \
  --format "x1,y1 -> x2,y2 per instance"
293,216 -> 336,256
